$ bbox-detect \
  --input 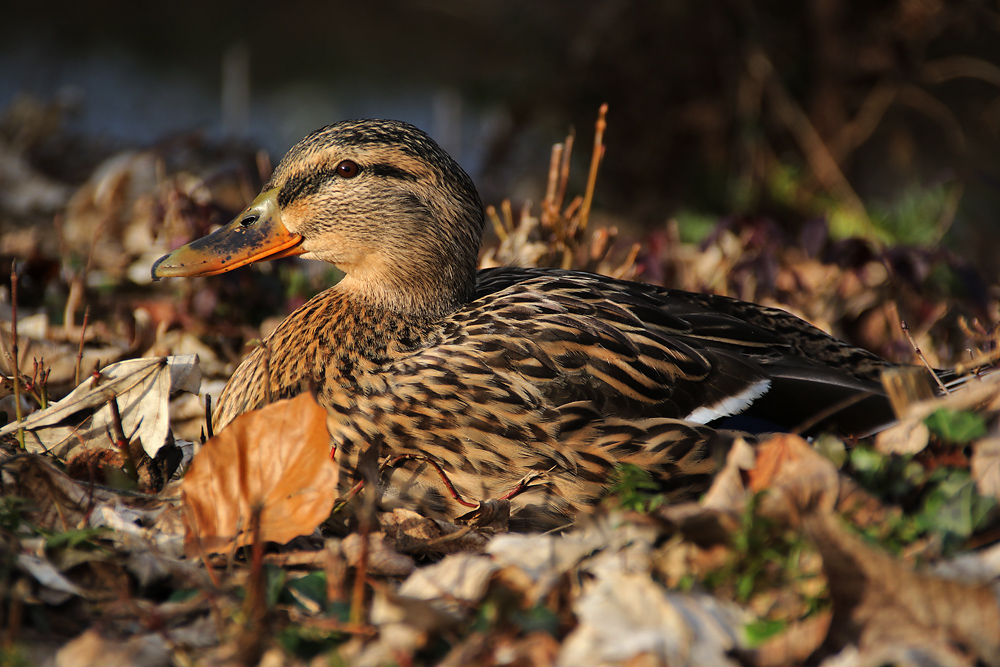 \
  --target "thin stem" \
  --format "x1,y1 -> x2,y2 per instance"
901,320 -> 949,394
10,261 -> 24,449
74,306 -> 90,387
